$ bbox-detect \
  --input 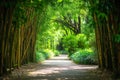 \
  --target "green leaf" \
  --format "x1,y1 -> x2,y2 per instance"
57,0 -> 63,2
114,34 -> 120,43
